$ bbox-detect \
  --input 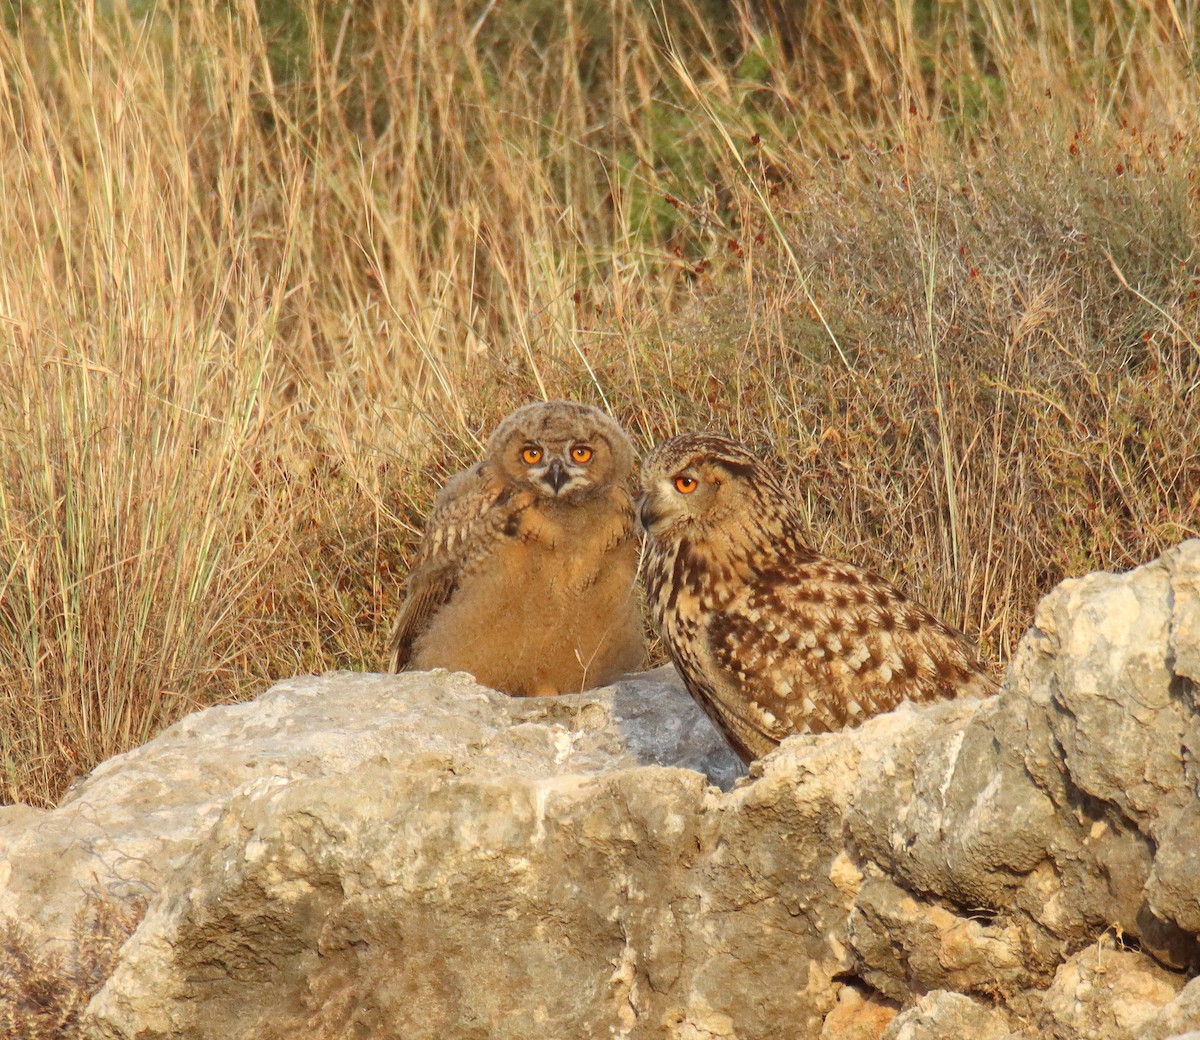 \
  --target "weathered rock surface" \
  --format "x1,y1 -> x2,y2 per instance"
0,540 -> 1197,1039
1036,943 -> 1185,1040
0,666 -> 742,947
879,990 -> 1012,1040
